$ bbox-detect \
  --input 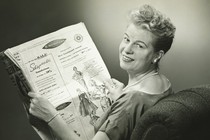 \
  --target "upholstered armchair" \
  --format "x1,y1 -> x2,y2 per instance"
131,85 -> 210,140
